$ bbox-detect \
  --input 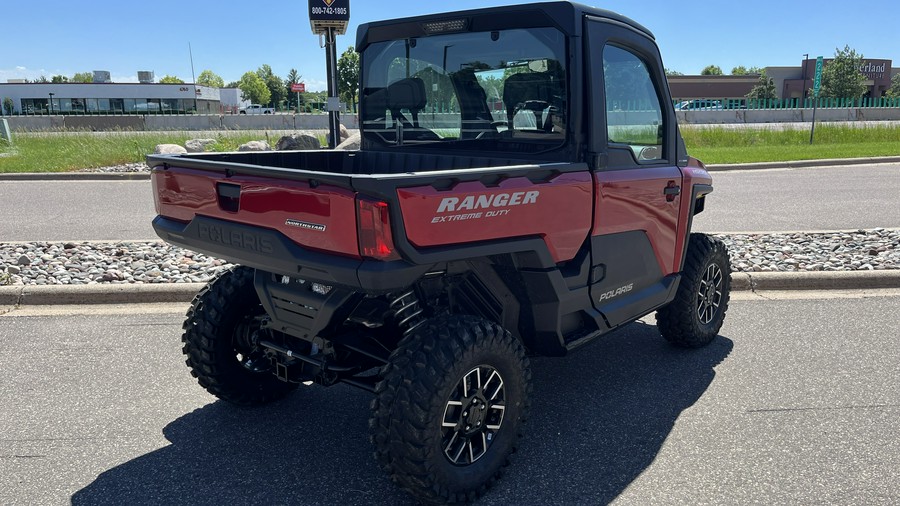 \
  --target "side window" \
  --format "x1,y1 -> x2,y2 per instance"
603,45 -> 664,162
